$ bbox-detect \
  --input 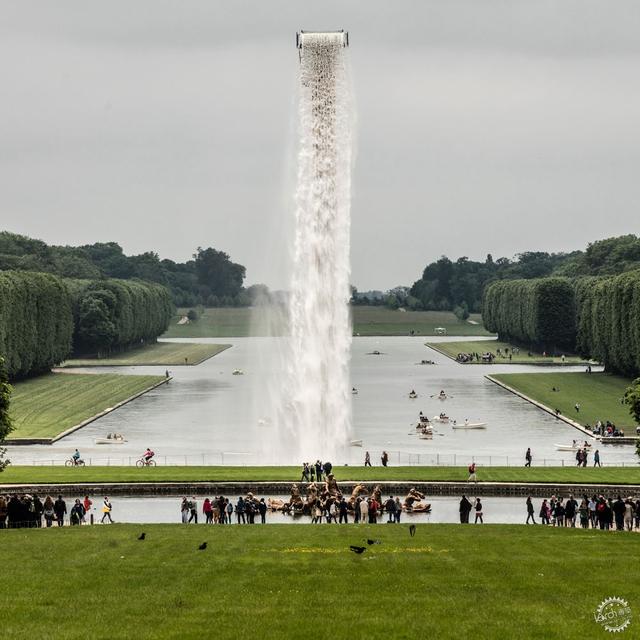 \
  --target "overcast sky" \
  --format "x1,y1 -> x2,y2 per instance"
2,2 -> 640,290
